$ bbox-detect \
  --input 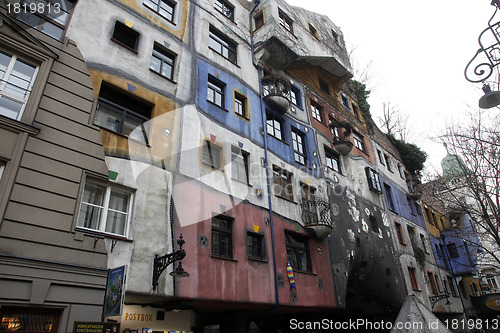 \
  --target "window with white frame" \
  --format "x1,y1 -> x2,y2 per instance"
266,113 -> 283,140
207,75 -> 225,108
214,0 -> 234,20
234,92 -> 247,118
366,167 -> 382,193
231,146 -> 249,184
202,140 -> 221,169
77,180 -> 133,237
487,277 -> 499,290
325,147 -> 341,173
290,85 -> 301,107
352,132 -> 365,151
291,128 -> 307,165
278,9 -> 293,33
329,117 -> 340,141
144,0 -> 176,22
0,51 -> 38,120
150,43 -> 175,80
209,25 -> 237,63
310,100 -> 322,122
